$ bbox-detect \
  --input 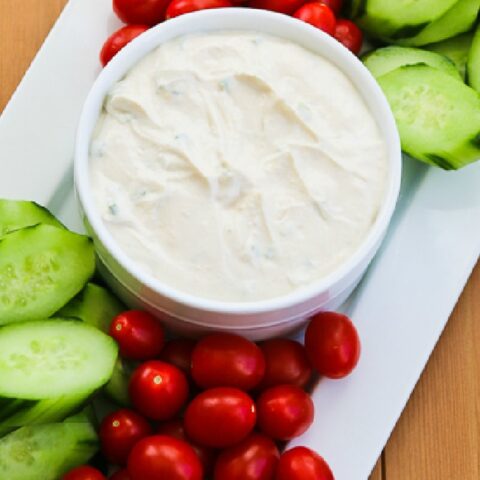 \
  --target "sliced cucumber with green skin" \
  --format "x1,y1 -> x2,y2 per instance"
0,319 -> 118,399
378,64 -> 480,169
0,224 -> 95,325
363,46 -> 461,79
104,359 -> 133,407
0,420 -> 98,479
427,32 -> 474,79
394,0 -> 480,47
56,283 -> 131,405
0,199 -> 63,237
58,282 -> 125,333
358,0 -> 458,39
0,393 -> 90,436
468,24 -> 480,91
